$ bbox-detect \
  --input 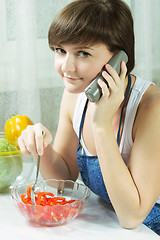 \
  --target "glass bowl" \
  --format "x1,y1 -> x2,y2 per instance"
0,132 -> 34,192
0,150 -> 22,192
10,179 -> 91,226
